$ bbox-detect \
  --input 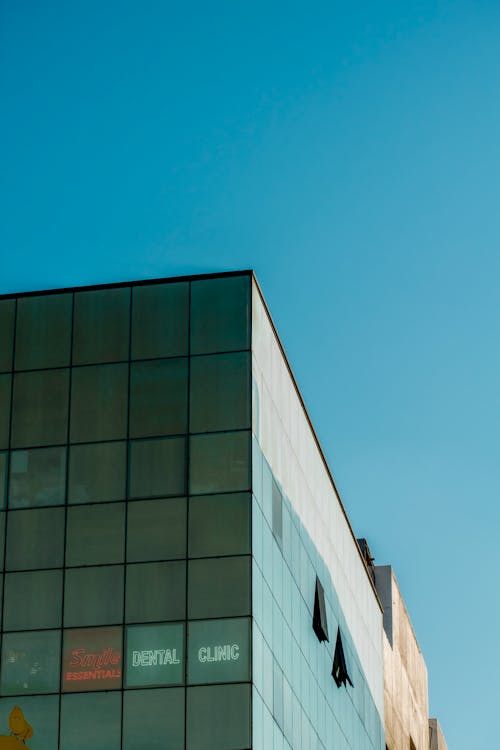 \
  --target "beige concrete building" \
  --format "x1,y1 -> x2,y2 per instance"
374,565 -> 430,750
